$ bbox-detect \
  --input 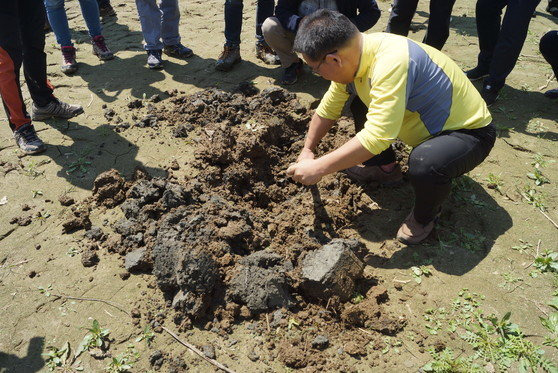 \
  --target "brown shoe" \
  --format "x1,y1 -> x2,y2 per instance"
396,211 -> 437,245
255,41 -> 280,65
216,45 -> 241,72
342,164 -> 403,185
